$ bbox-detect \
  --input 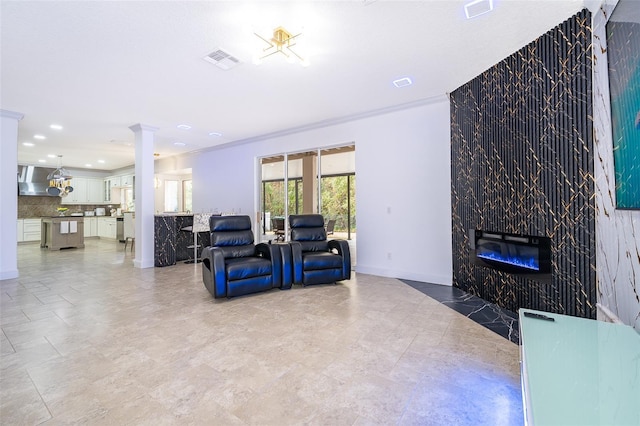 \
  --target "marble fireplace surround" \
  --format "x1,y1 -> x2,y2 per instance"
593,0 -> 640,331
